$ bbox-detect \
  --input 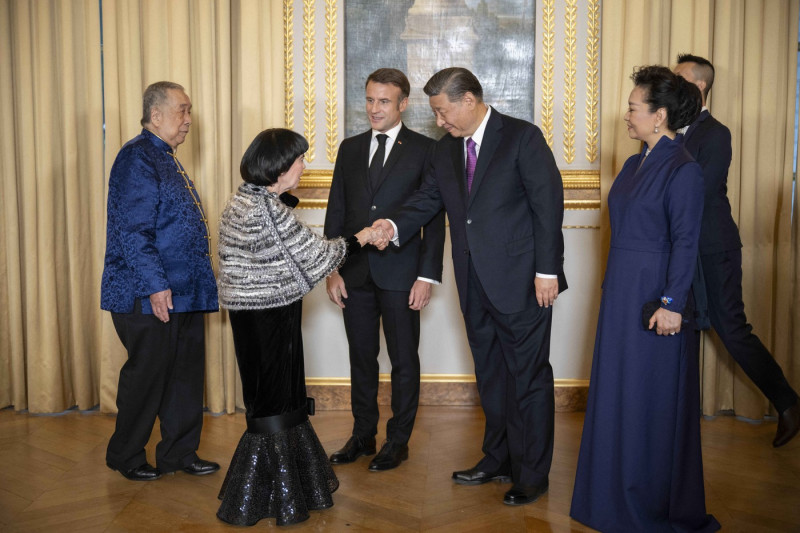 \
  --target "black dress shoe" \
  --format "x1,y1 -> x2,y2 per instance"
108,462 -> 162,481
368,440 -> 408,471
773,402 -> 800,447
503,482 -> 548,506
452,466 -> 512,485
329,435 -> 376,464
182,458 -> 220,476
